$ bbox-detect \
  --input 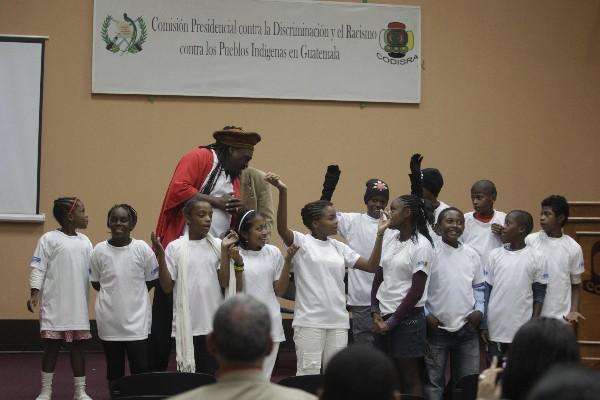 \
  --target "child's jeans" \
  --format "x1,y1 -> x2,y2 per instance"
424,324 -> 481,400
